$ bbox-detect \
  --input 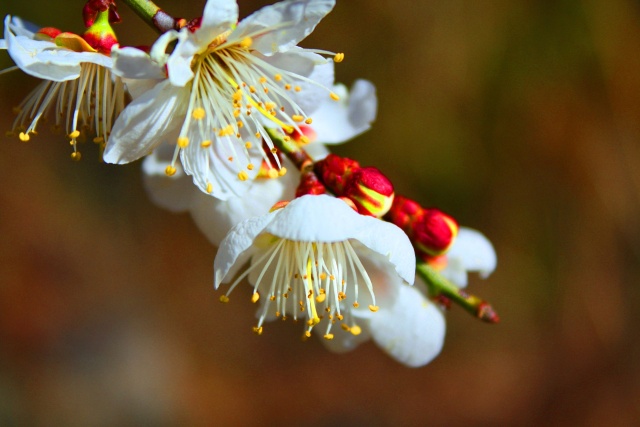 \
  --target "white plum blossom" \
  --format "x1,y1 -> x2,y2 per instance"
141,79 -> 377,246
438,227 -> 497,288
211,194 -> 448,367
1,15 -> 125,157
105,0 -> 343,200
